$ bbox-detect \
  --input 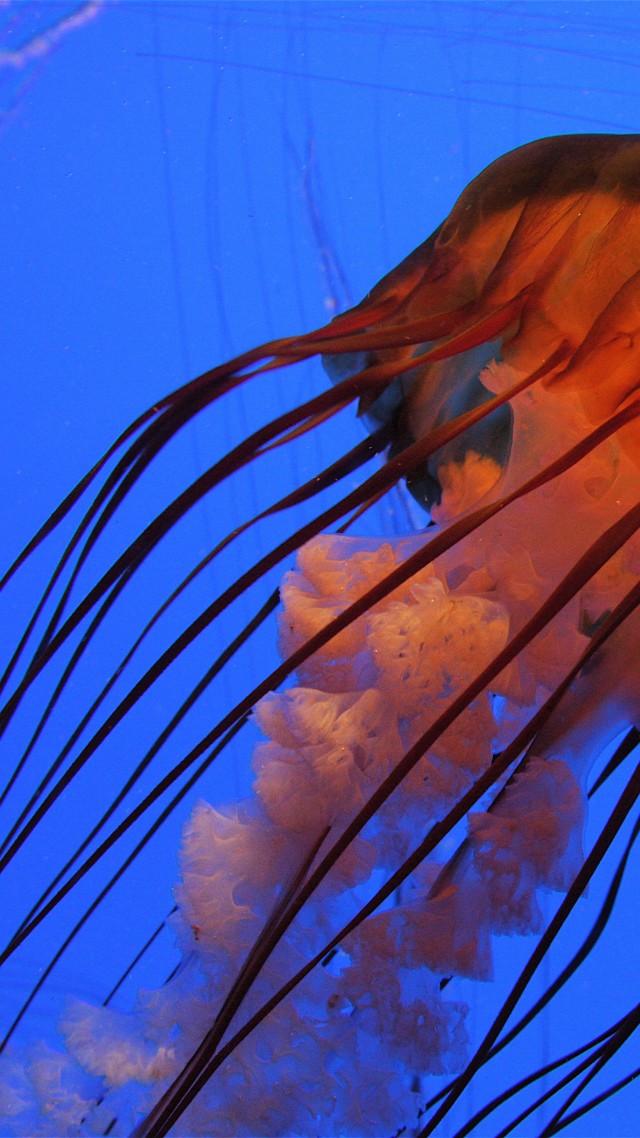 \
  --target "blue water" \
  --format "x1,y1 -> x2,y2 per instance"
1,4 -> 639,1135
